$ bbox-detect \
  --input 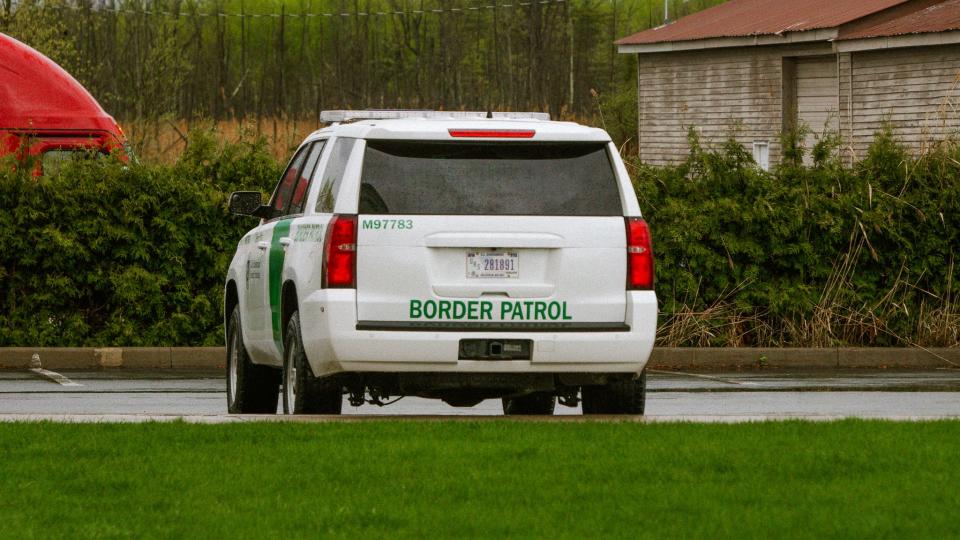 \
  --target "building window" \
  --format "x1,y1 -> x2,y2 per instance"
752,141 -> 770,171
